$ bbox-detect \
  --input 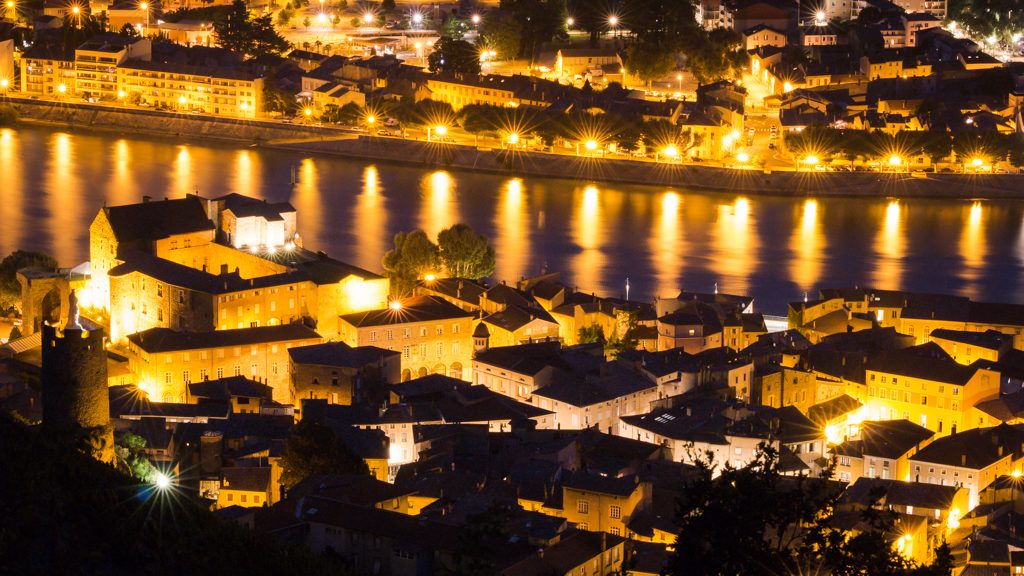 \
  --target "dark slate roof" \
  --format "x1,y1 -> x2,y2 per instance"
931,328 -> 1008,351
499,531 -> 626,576
562,470 -> 640,497
833,419 -> 934,460
287,341 -> 397,368
103,196 -> 215,244
483,304 -> 557,332
418,277 -> 487,307
188,376 -> 273,400
866,342 -> 980,385
222,466 -> 272,492
842,477 -> 960,510
969,539 -> 1011,564
290,251 -> 384,282
532,362 -> 655,407
807,394 -> 862,425
128,325 -> 321,353
390,374 -> 465,401
910,424 -> 1024,469
340,295 -> 474,327
108,250 -> 311,294
472,341 -> 565,375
